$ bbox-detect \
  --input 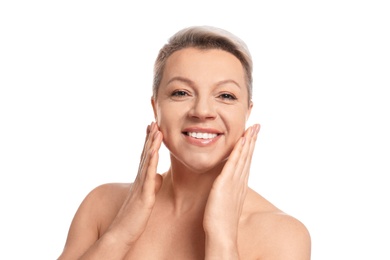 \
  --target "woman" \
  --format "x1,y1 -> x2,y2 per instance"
58,26 -> 311,259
